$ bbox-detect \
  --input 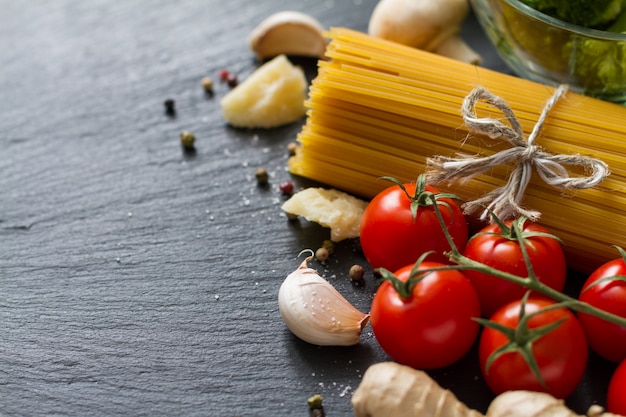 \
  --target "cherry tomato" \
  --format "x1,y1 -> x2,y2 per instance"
607,359 -> 626,415
360,176 -> 468,272
478,297 -> 588,399
578,255 -> 626,363
370,261 -> 481,369
462,217 -> 566,318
